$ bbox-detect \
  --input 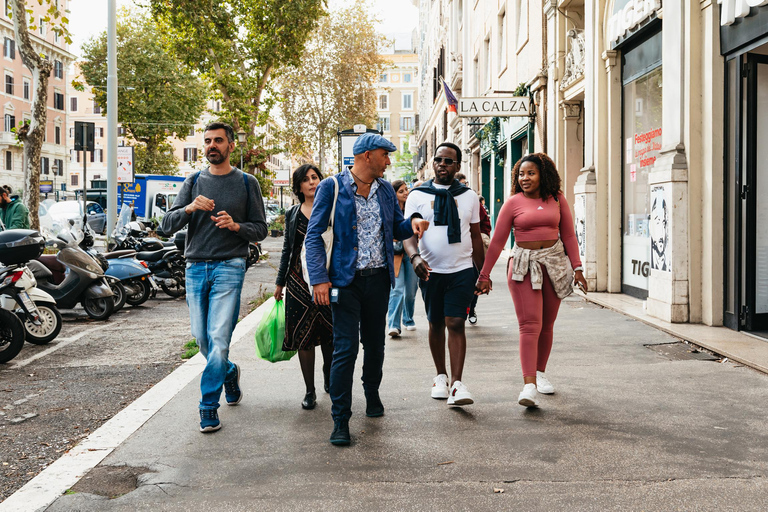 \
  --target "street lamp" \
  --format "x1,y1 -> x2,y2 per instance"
237,129 -> 246,171
51,162 -> 58,201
